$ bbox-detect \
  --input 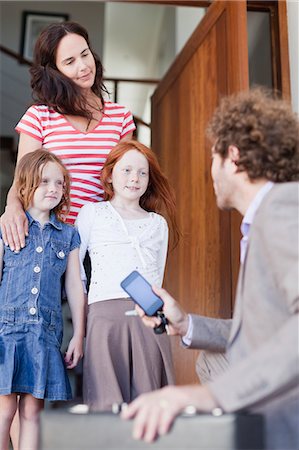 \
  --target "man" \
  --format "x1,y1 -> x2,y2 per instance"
121,88 -> 299,450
